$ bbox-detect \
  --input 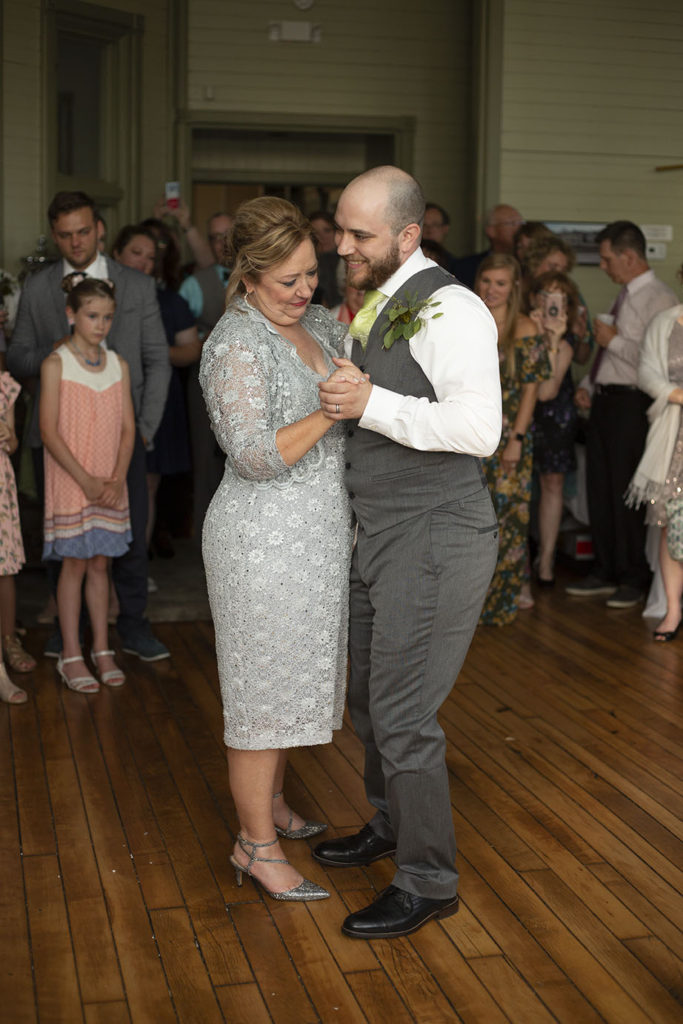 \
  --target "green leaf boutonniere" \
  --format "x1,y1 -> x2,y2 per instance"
381,292 -> 443,350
